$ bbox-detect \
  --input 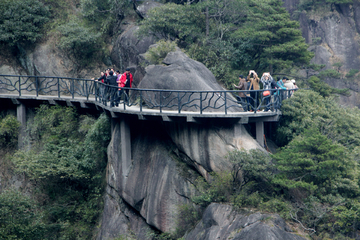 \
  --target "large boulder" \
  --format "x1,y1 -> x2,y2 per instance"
185,203 -> 307,240
138,50 -> 242,113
